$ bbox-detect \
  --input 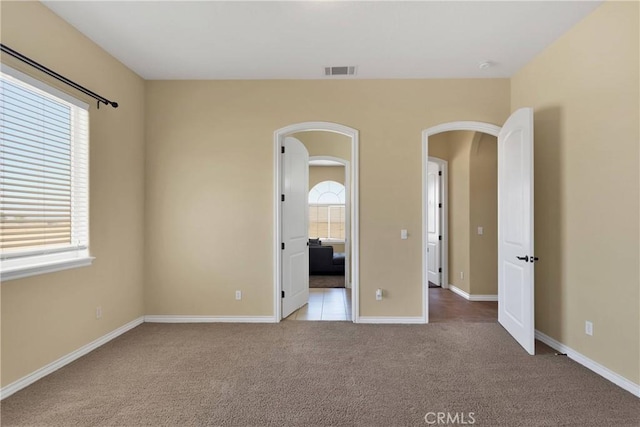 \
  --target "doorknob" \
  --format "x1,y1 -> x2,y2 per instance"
516,255 -> 529,262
